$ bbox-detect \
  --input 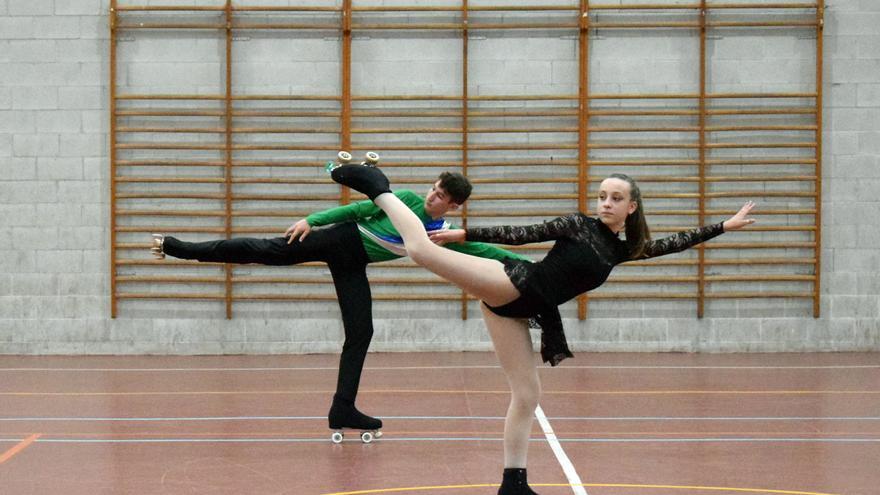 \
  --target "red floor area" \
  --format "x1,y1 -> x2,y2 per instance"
1,352 -> 878,495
